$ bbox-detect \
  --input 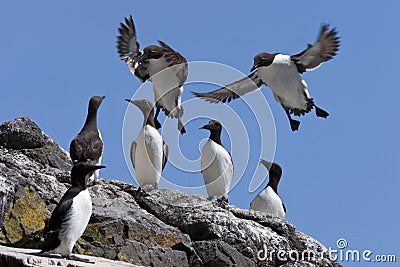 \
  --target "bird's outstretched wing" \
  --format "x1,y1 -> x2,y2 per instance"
291,24 -> 340,73
192,72 -> 263,104
117,16 -> 148,82
41,187 -> 81,252
162,140 -> 168,170
158,40 -> 188,86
